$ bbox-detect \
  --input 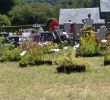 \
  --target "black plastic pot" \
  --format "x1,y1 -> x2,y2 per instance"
104,60 -> 110,66
44,61 -> 52,65
57,65 -> 86,74
76,53 -> 100,57
35,60 -> 45,65
0,59 -> 5,63
19,63 -> 27,67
